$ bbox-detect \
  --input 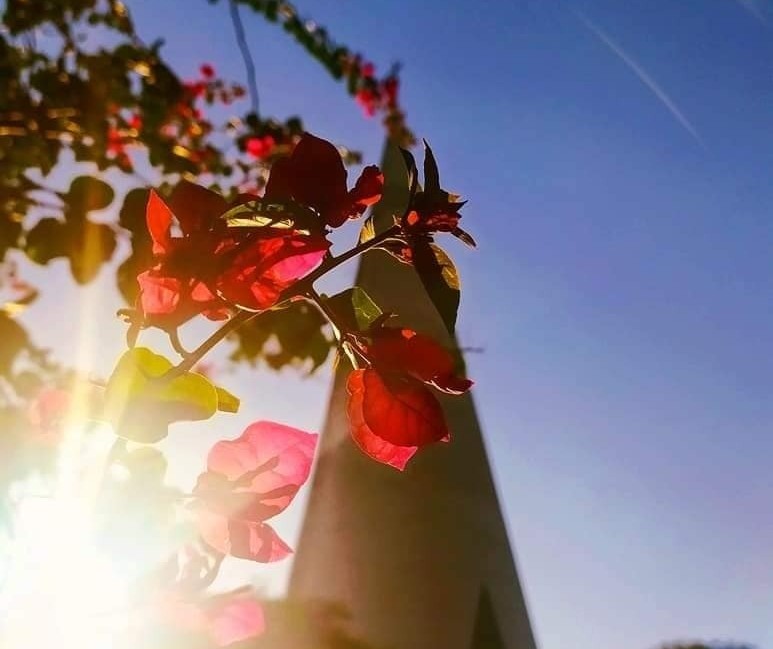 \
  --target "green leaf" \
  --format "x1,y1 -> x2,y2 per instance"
103,347 -> 219,443
399,146 -> 418,192
0,313 -> 29,376
220,199 -> 320,233
412,240 -> 460,335
214,385 -> 240,413
118,188 -> 150,234
453,226 -> 477,248
422,139 -> 441,199
65,176 -> 115,218
68,221 -> 117,284
25,218 -> 71,264
326,287 -> 382,332
358,215 -> 375,244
